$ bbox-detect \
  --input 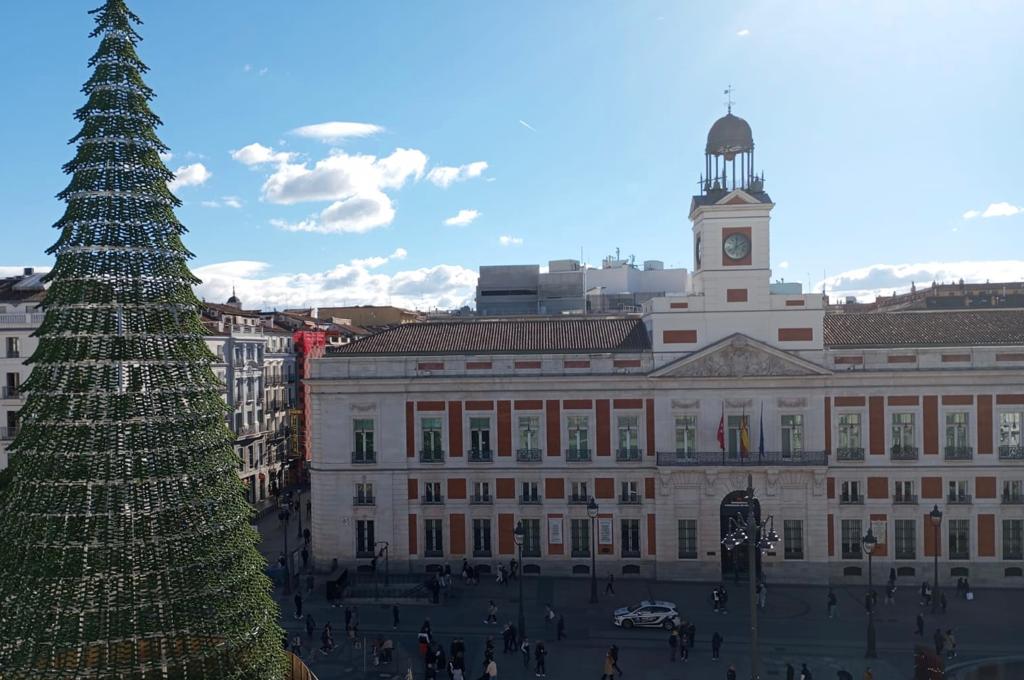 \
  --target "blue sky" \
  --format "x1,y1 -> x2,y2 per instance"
1,1 -> 1022,310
